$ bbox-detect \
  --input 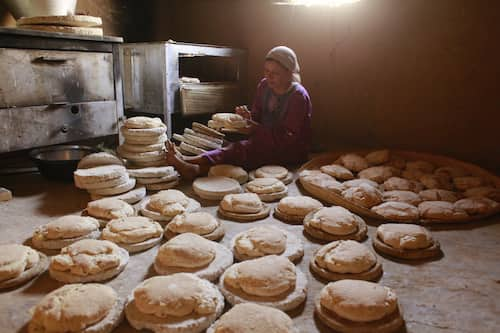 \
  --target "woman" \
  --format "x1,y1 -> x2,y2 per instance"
166,46 -> 313,180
